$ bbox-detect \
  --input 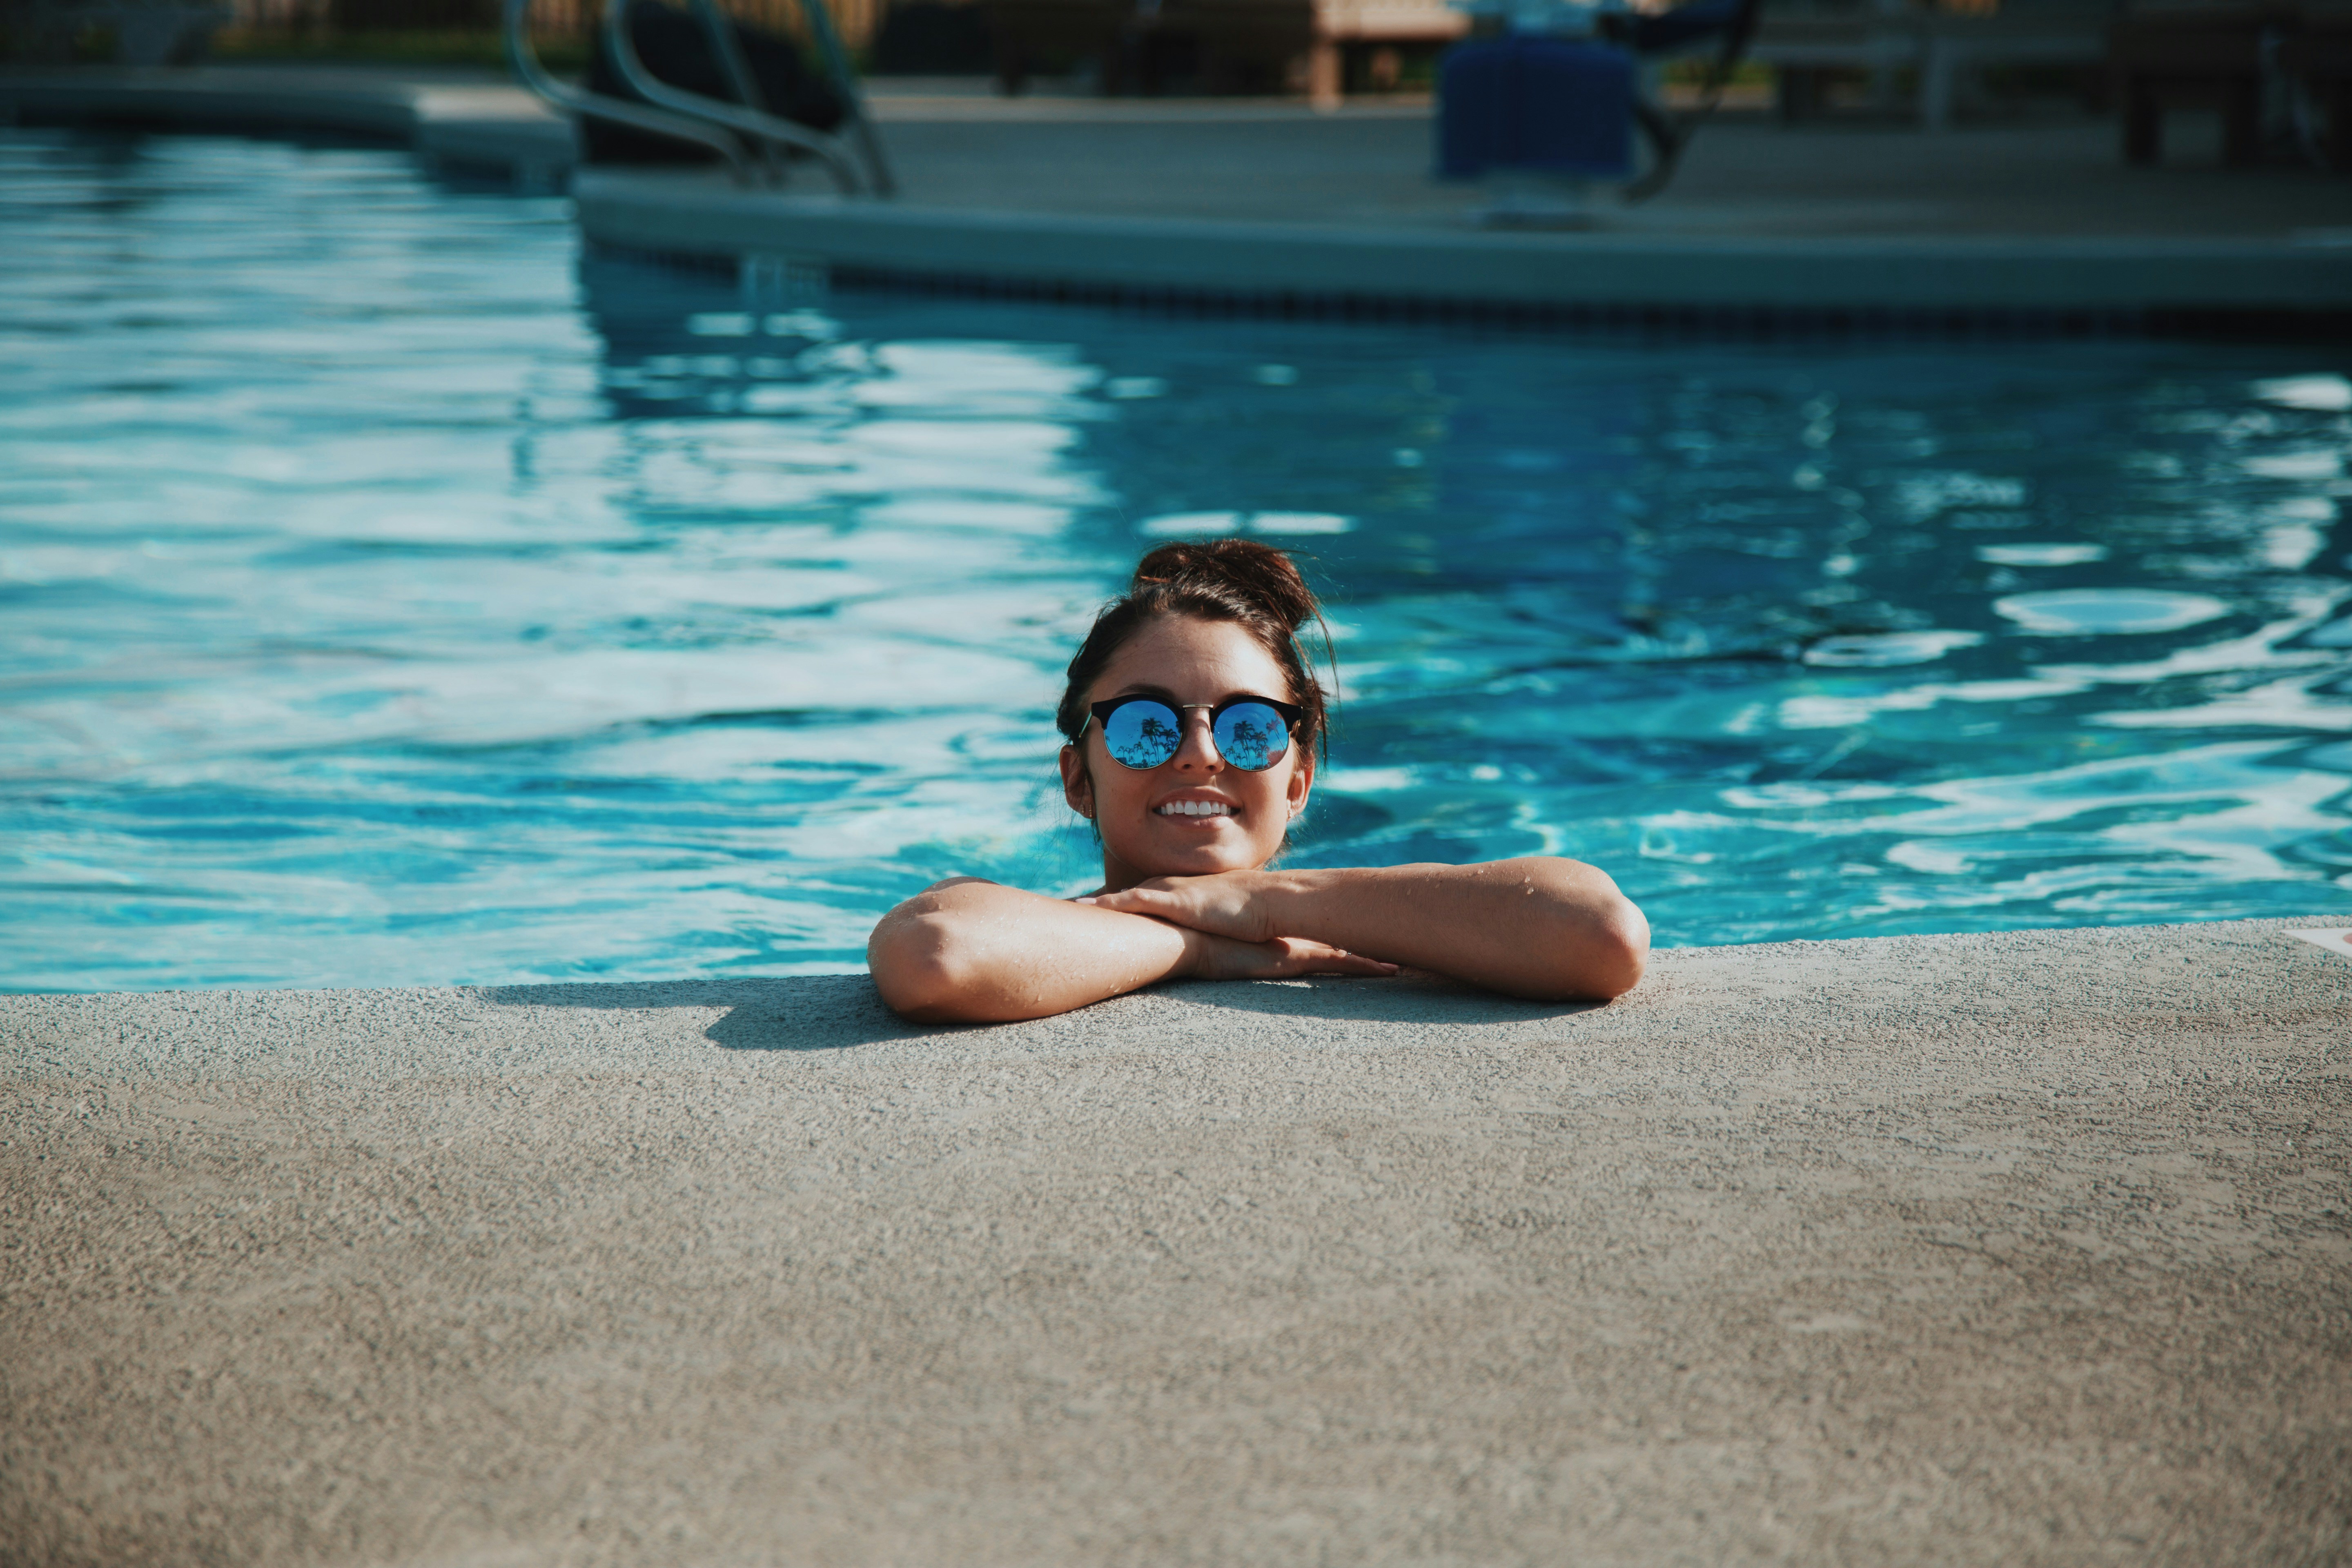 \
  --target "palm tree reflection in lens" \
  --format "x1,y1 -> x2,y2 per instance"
1215,707 -> 1284,771
1110,706 -> 1183,768
1100,699 -> 1291,771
